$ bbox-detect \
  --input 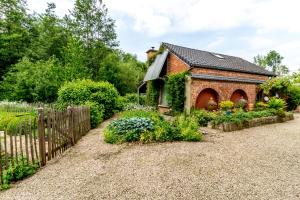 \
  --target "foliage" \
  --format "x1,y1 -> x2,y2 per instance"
98,52 -> 146,95
286,85 -> 300,110
260,76 -> 291,95
212,109 -> 275,126
57,79 -> 119,127
191,109 -> 217,126
145,80 -> 160,106
84,101 -> 104,128
0,0 -> 146,102
173,114 -> 202,141
1,157 -> 39,190
219,101 -> 234,111
166,72 -> 187,112
254,50 -> 289,75
123,93 -> 146,105
255,101 -> 268,111
1,57 -> 65,103
267,97 -> 286,110
105,110 -> 201,144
